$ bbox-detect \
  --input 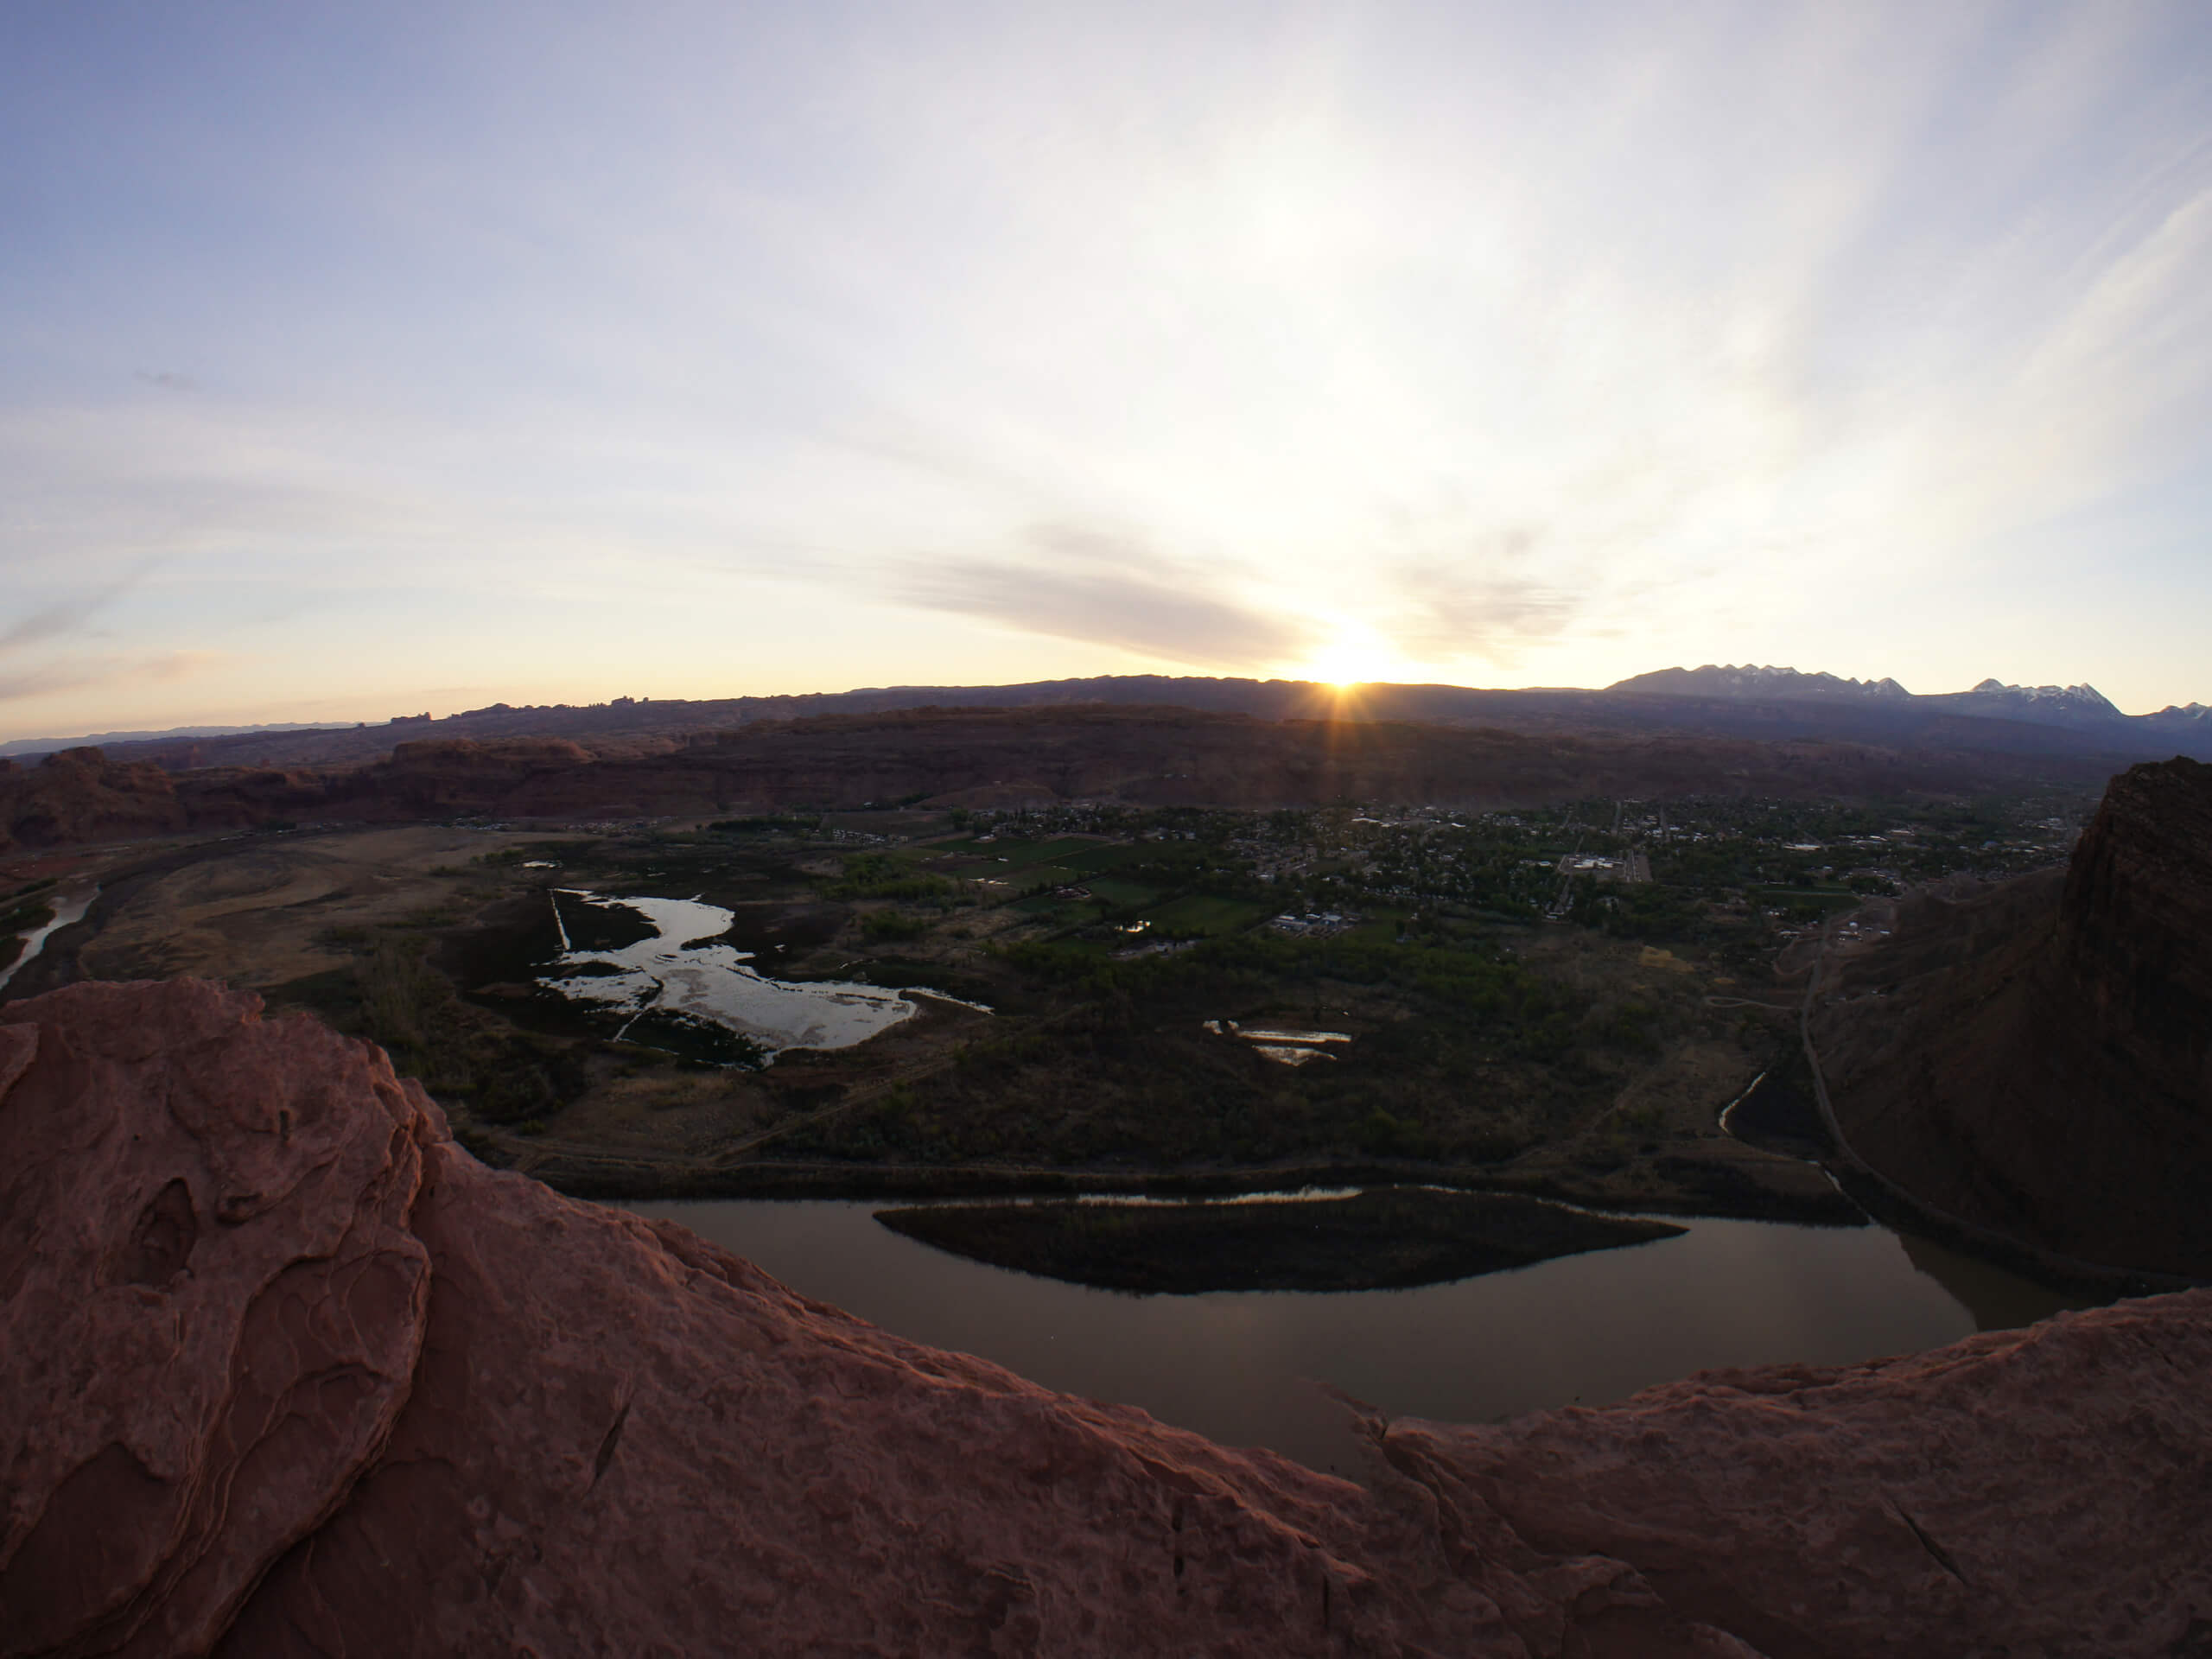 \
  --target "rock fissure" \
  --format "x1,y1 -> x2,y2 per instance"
587,1400 -> 630,1490
1885,1498 -> 1968,1586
